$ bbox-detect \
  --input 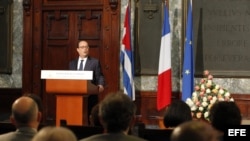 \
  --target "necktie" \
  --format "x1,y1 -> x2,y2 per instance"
79,60 -> 84,70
